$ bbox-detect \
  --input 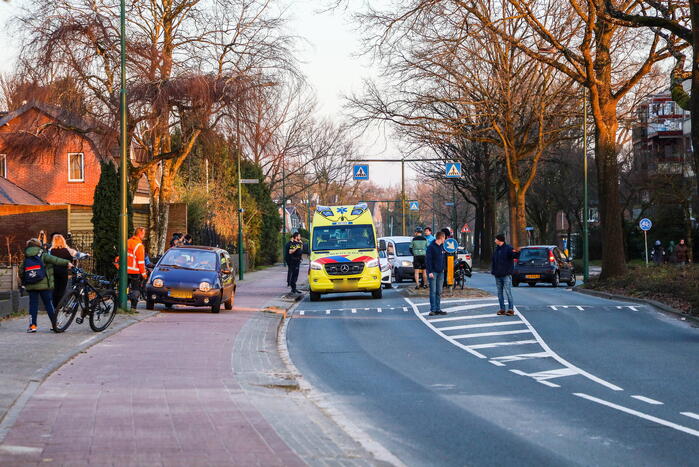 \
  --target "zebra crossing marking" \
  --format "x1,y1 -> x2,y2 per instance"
436,321 -> 523,332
